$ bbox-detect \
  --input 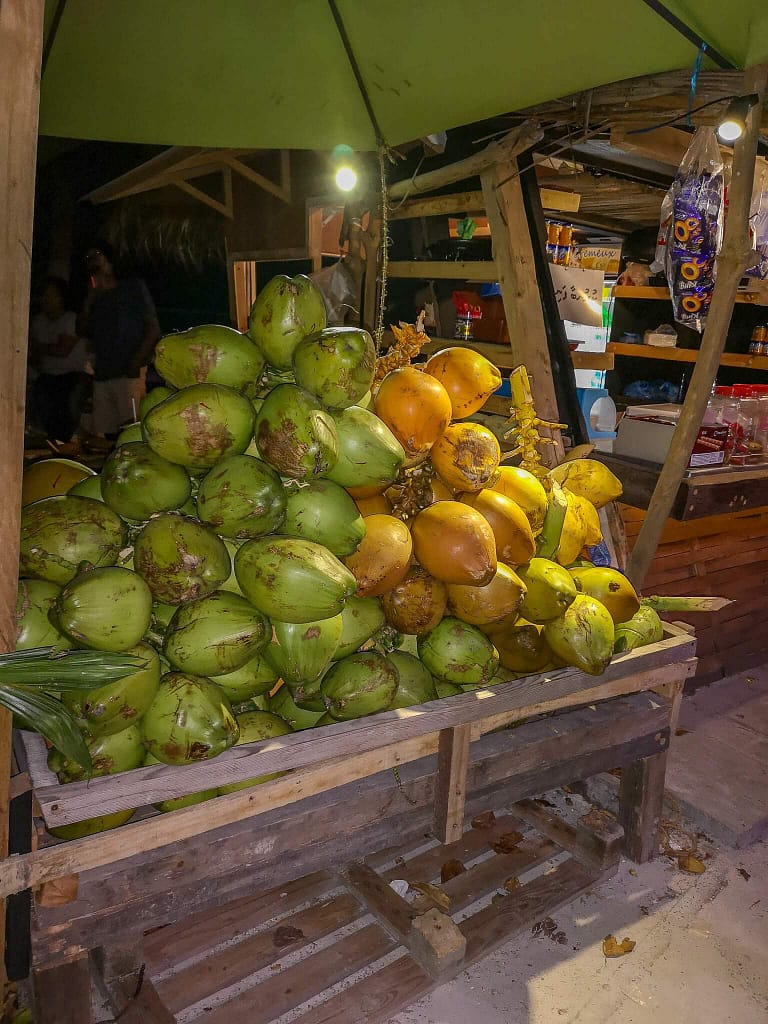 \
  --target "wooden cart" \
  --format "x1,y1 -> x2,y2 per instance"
7,625 -> 694,1023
